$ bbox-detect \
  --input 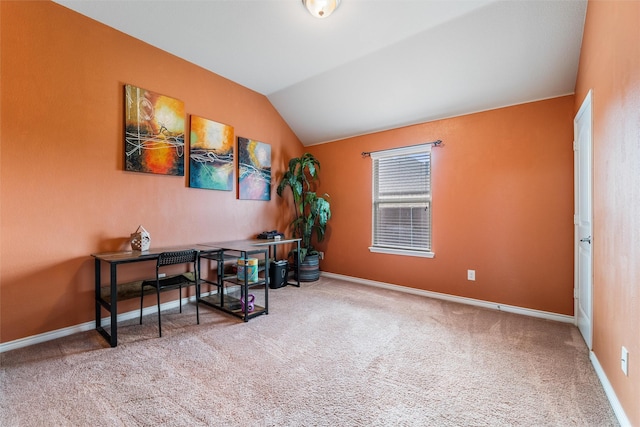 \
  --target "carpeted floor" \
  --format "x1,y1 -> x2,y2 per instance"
0,276 -> 618,426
